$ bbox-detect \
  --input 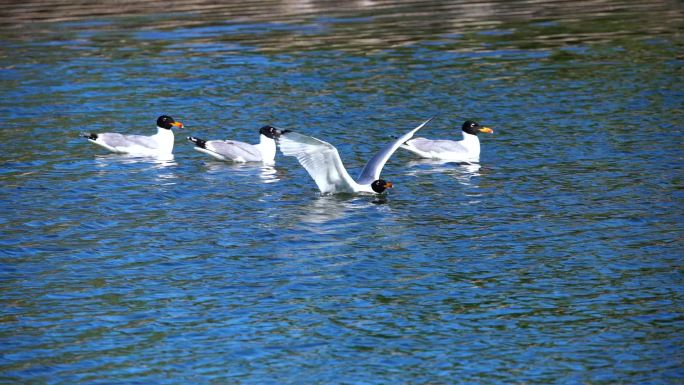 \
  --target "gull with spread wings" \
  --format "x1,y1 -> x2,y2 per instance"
278,116 -> 435,194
